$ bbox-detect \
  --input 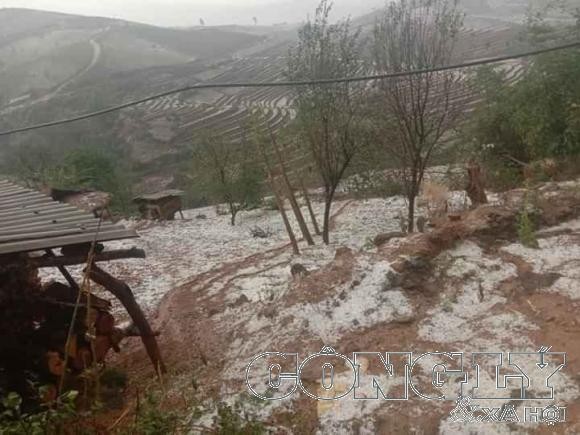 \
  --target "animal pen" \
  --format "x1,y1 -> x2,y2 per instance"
0,179 -> 164,404
133,190 -> 185,221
